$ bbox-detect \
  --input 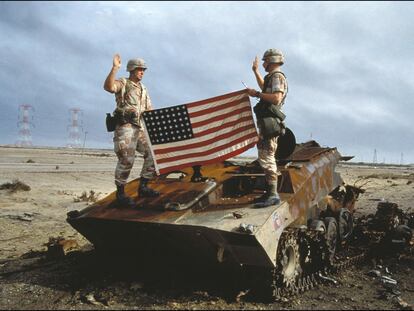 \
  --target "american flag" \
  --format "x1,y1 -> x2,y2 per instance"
142,89 -> 259,175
